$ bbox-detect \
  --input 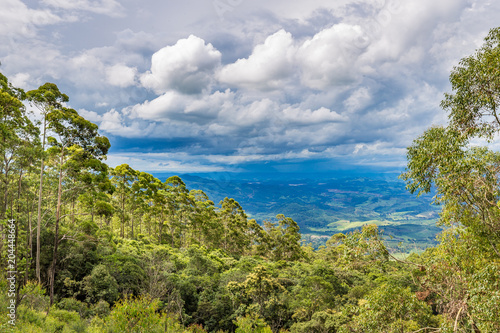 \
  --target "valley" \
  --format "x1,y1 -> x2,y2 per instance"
159,172 -> 443,252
